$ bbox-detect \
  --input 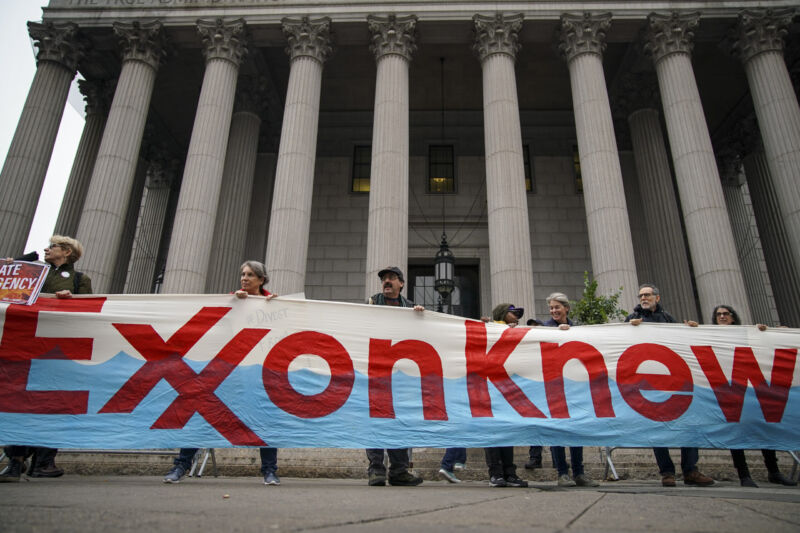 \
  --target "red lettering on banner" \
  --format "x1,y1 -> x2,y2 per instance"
541,341 -> 615,418
464,321 -> 546,418
692,345 -> 797,423
100,307 -> 268,446
616,343 -> 693,421
368,339 -> 447,420
263,331 -> 354,418
0,297 -> 105,414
